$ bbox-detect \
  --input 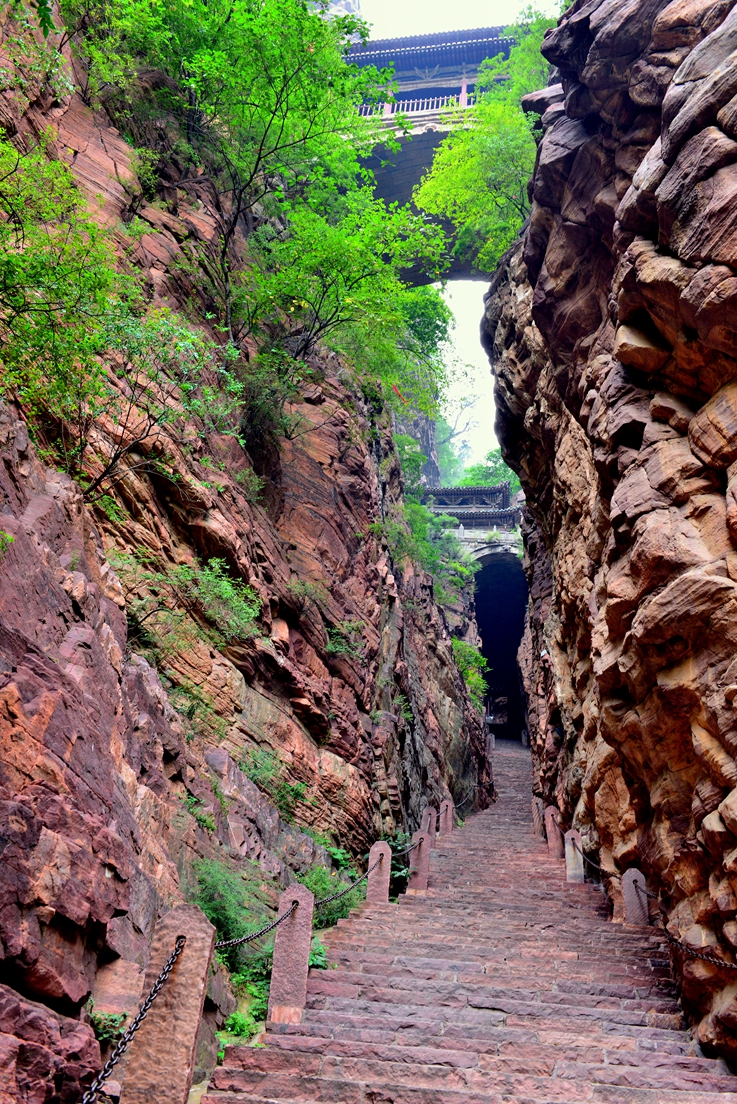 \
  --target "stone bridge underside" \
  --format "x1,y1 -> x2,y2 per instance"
351,27 -> 512,282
